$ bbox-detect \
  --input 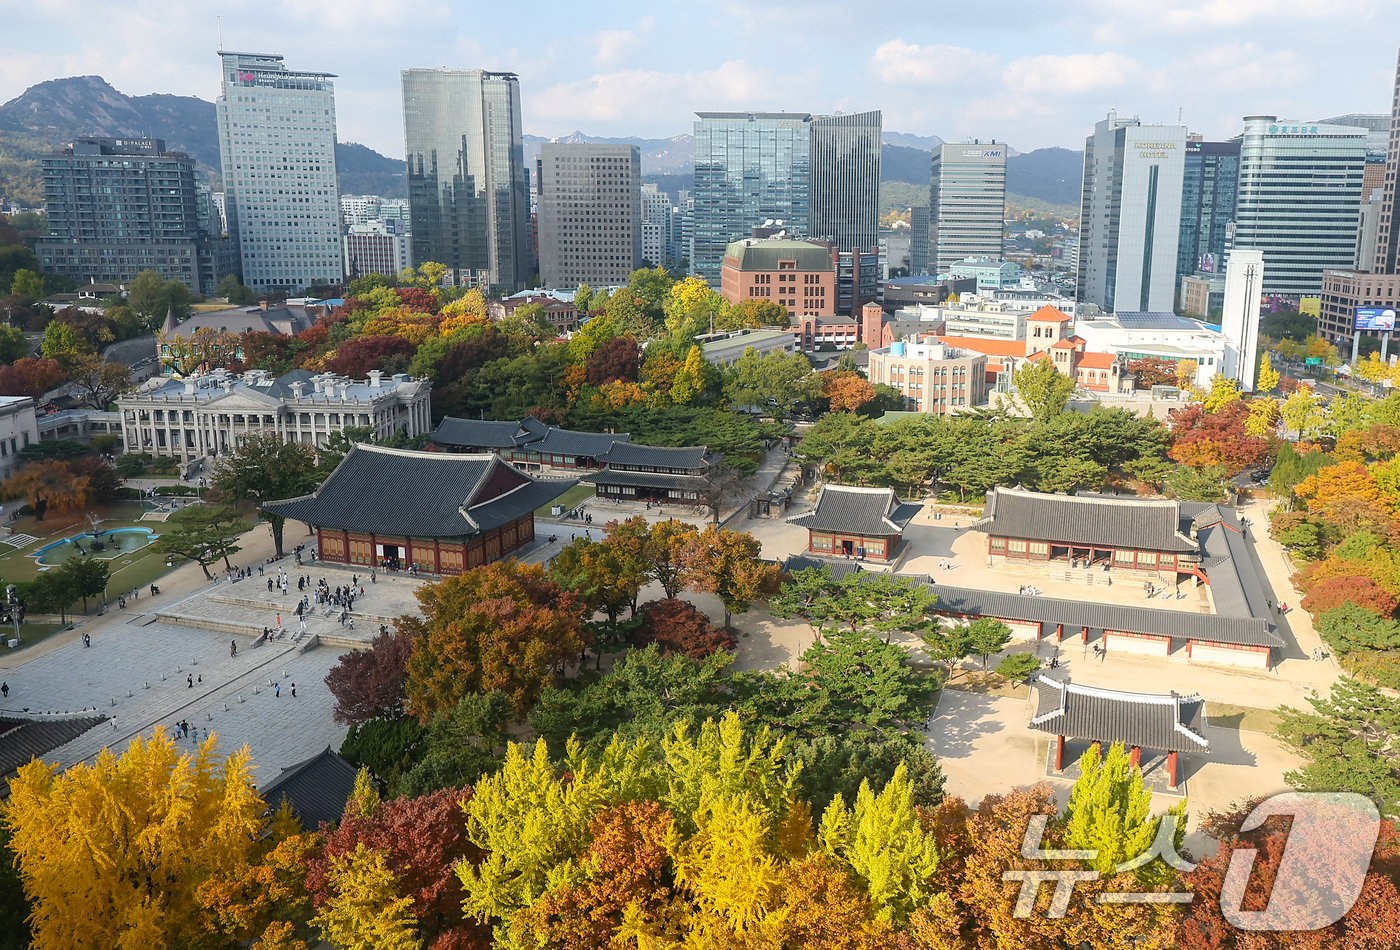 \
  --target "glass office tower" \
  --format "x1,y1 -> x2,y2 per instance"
216,51 -> 341,293
810,111 -> 881,254
1233,116 -> 1367,296
692,112 -> 812,284
401,69 -> 531,291
1176,140 -> 1240,280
